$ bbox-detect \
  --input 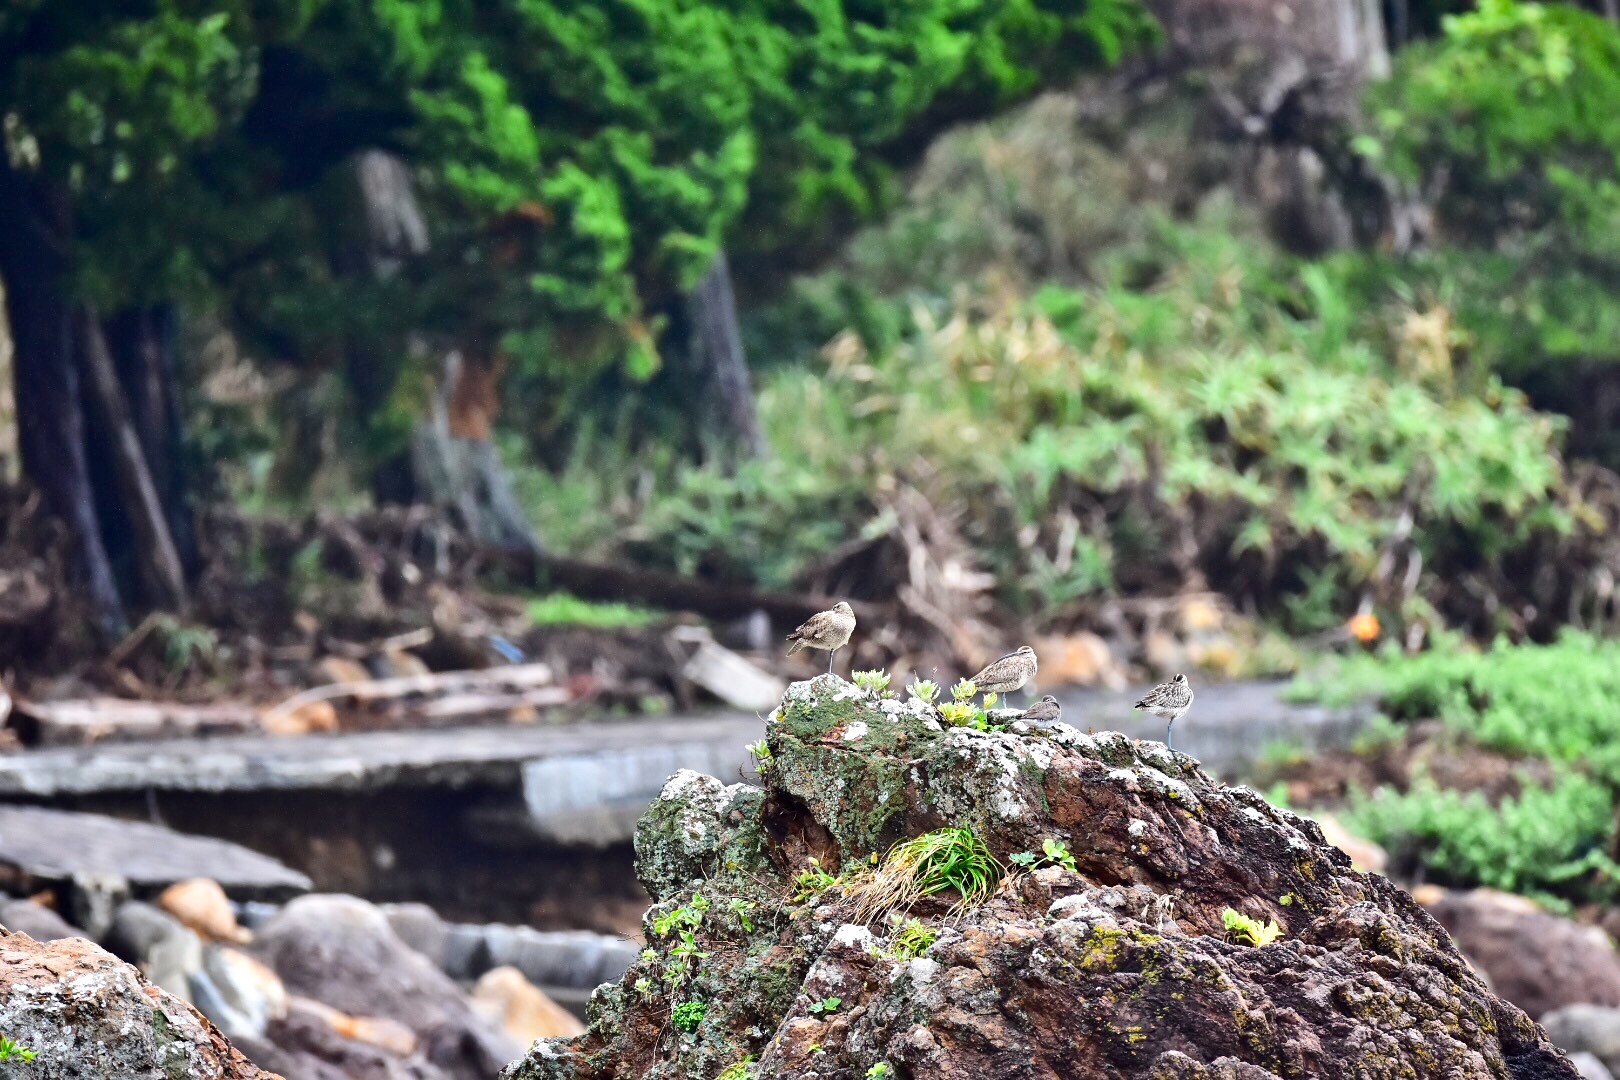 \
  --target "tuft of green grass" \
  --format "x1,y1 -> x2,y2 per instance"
852,827 -> 1003,921
716,1058 -> 756,1080
889,918 -> 937,959
1222,908 -> 1282,947
908,679 -> 939,704
791,858 -> 839,903
524,591 -> 661,629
